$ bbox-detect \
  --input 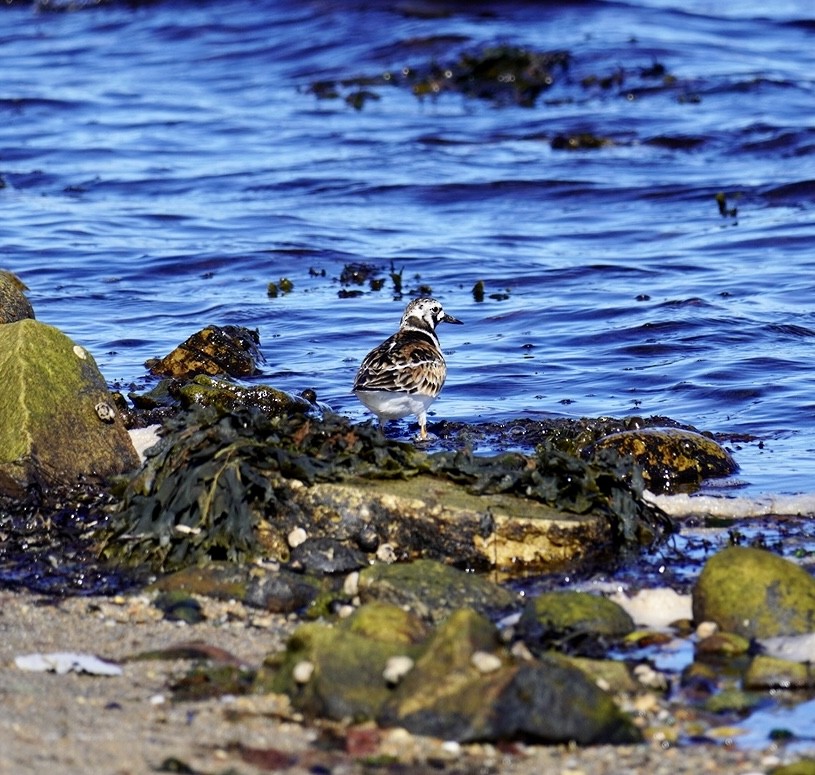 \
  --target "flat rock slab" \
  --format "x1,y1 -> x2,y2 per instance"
288,474 -> 610,575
